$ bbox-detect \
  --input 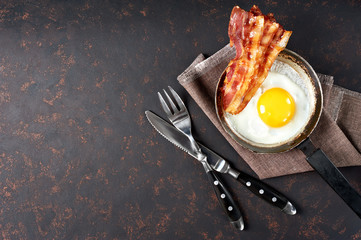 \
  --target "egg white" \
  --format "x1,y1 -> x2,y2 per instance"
225,71 -> 311,145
